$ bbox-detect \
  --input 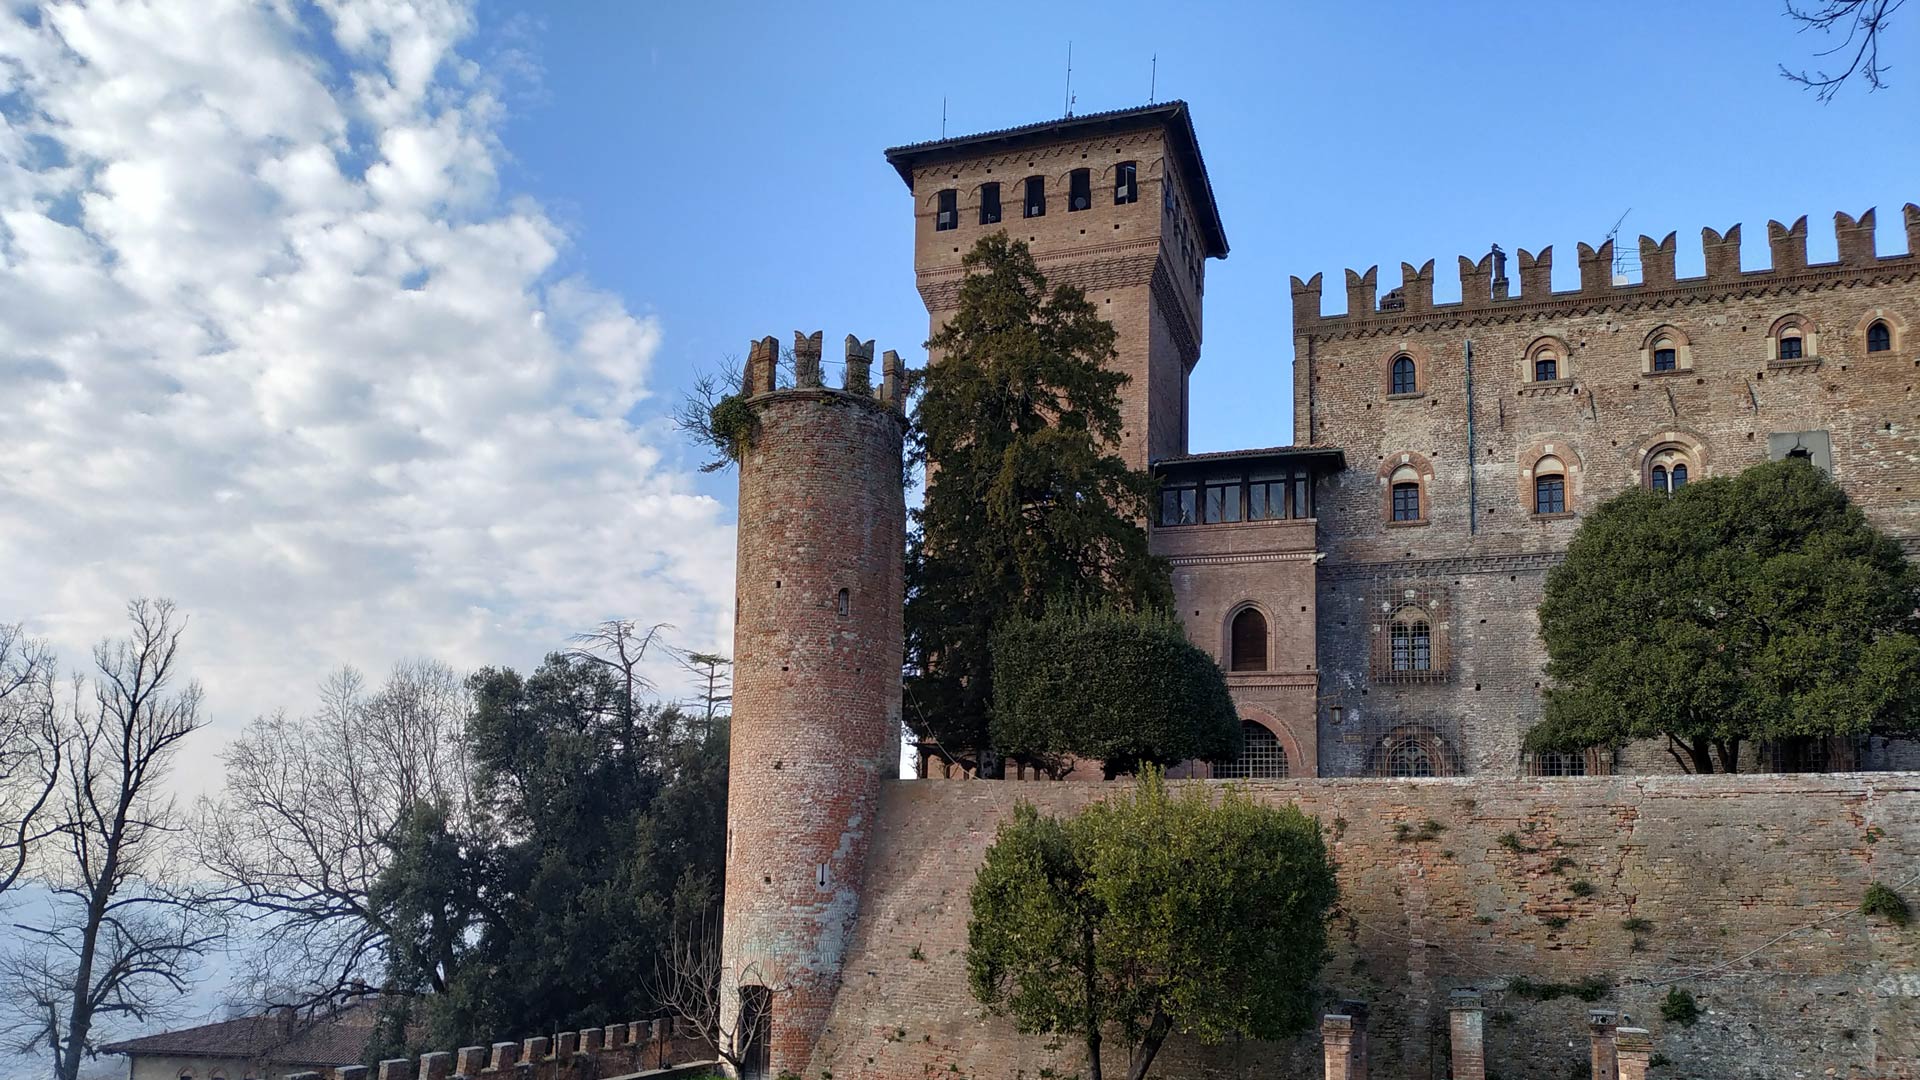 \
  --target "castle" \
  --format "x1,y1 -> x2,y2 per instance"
884,100 -> 1920,781
711,102 -> 1920,1080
